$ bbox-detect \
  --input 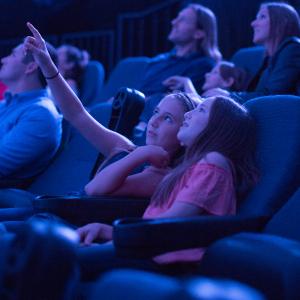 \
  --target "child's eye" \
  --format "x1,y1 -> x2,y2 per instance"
258,13 -> 266,19
164,115 -> 173,122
